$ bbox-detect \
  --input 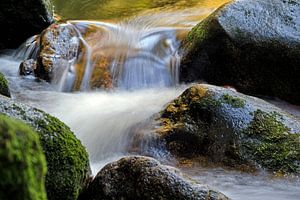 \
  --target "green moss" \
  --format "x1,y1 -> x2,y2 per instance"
31,108 -> 90,200
243,110 -> 300,173
0,115 -> 47,200
220,94 -> 245,108
0,72 -> 11,97
0,99 -> 90,200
